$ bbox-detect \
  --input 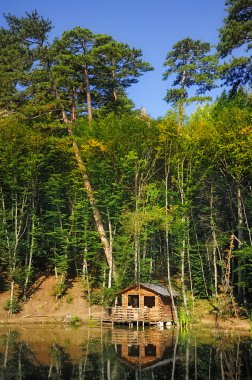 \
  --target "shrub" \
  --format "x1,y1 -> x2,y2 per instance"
70,315 -> 81,327
66,294 -> 73,304
51,282 -> 67,300
4,297 -> 21,314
